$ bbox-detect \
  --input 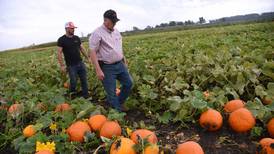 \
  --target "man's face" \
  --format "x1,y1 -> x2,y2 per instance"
66,28 -> 75,35
104,18 -> 116,30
